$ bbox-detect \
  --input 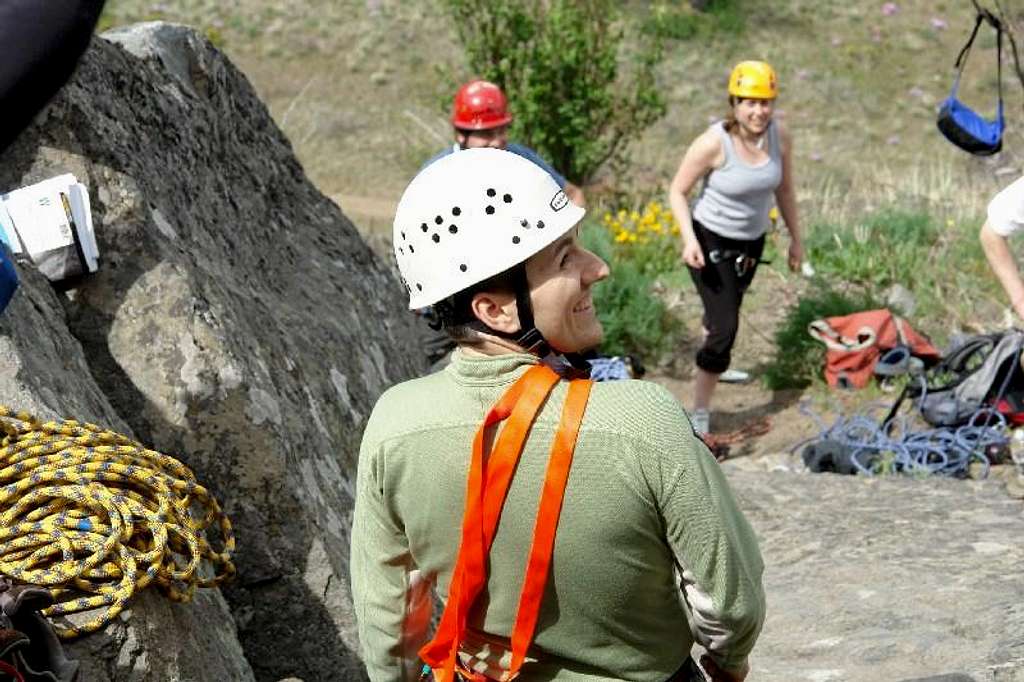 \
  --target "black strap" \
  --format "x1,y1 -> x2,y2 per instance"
953,7 -> 1005,110
953,13 -> 987,75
